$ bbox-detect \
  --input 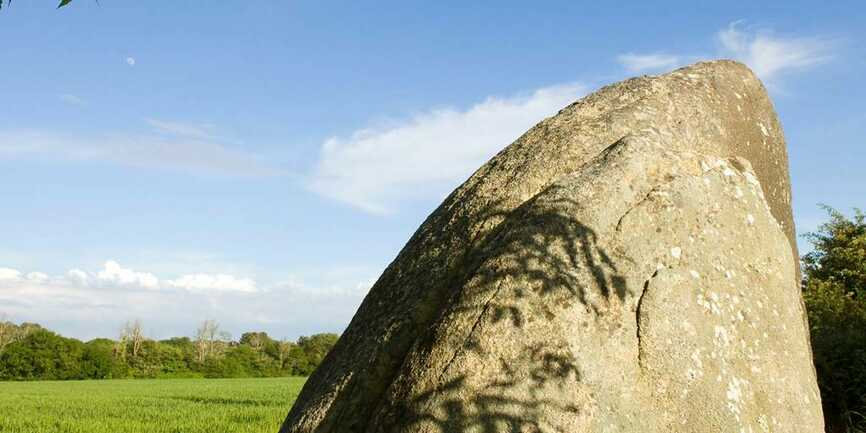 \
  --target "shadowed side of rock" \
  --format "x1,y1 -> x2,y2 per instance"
279,60 -> 819,433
